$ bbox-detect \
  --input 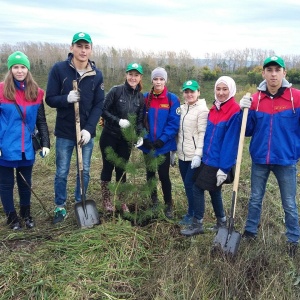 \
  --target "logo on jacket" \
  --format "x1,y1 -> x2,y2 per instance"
100,83 -> 104,90
160,104 -> 170,108
176,107 -> 181,115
